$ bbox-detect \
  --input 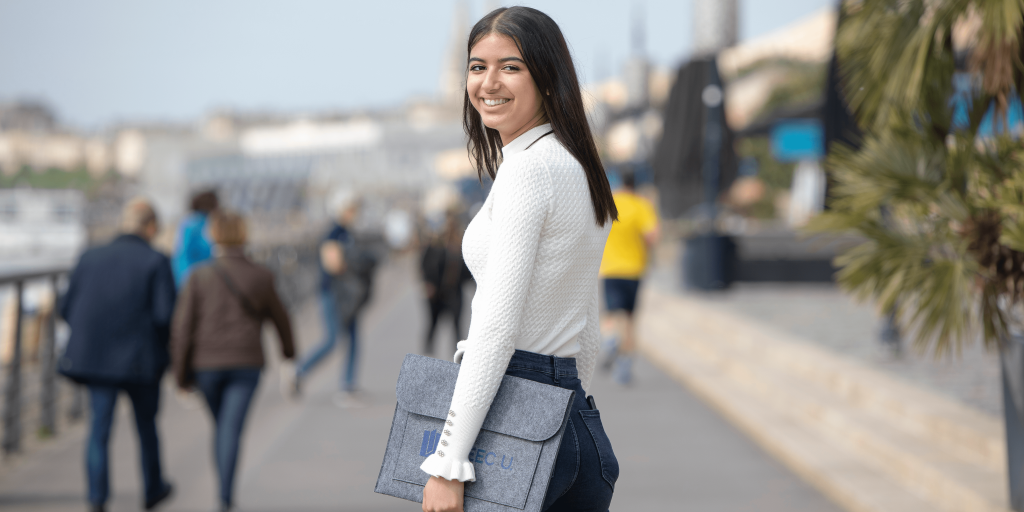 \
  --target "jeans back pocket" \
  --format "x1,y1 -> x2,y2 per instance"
578,409 -> 619,489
